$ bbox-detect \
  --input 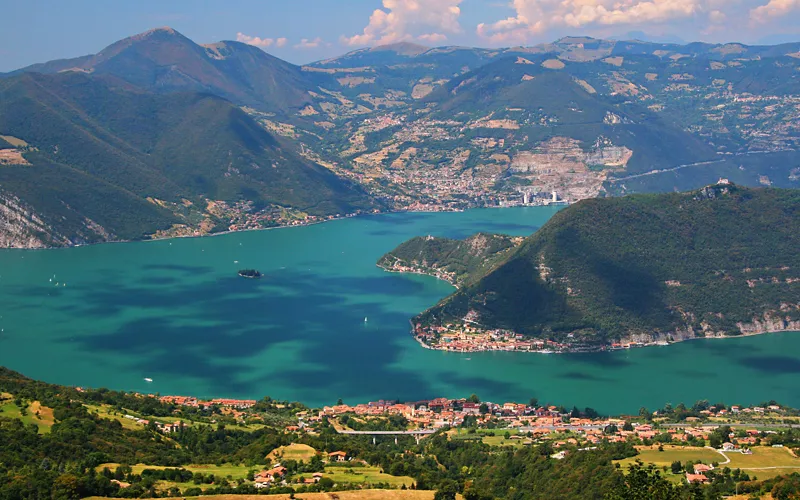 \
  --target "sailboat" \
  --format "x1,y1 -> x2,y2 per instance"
364,317 -> 368,323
